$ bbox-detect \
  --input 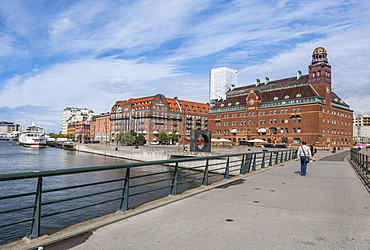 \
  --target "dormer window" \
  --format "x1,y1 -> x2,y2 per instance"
228,103 -> 232,106
220,104 -> 224,107
284,95 -> 289,99
274,97 -> 278,100
296,93 -> 302,98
